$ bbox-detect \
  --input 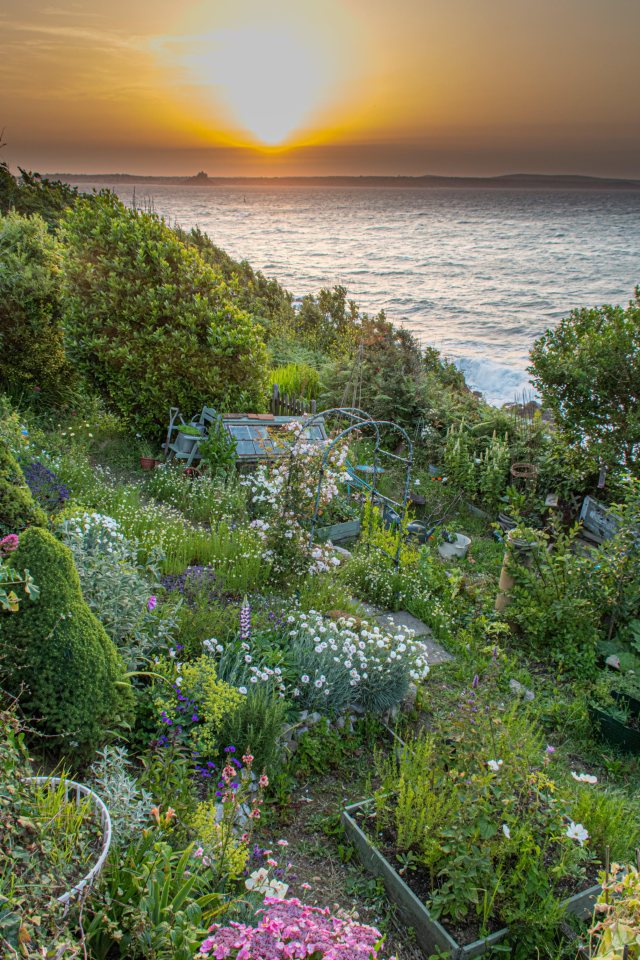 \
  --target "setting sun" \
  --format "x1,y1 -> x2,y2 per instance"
176,24 -> 334,146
